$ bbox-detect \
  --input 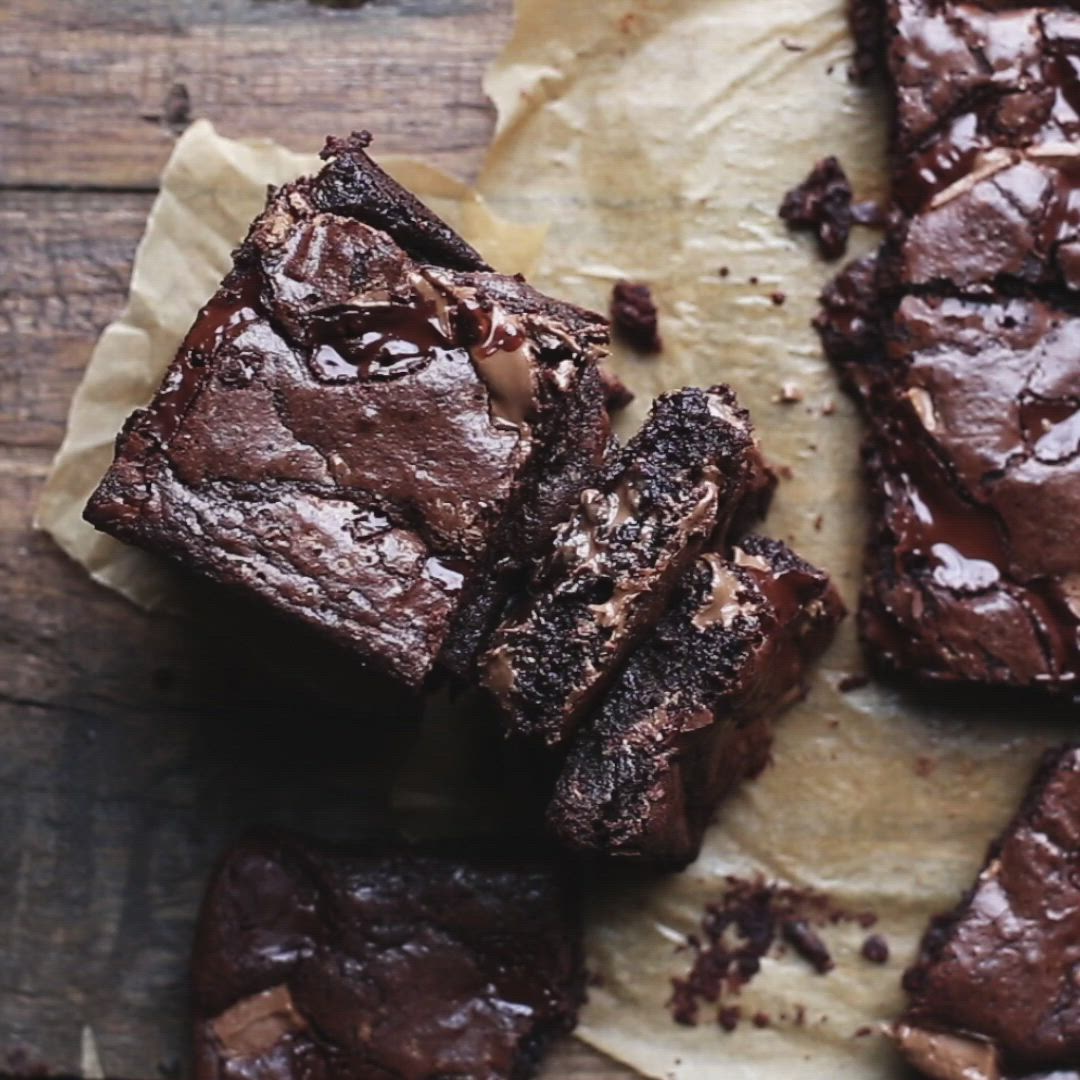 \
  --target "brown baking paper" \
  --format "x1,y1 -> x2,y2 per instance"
475,1 -> 1076,1077
35,119 -> 546,610
35,10 -> 1077,1078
